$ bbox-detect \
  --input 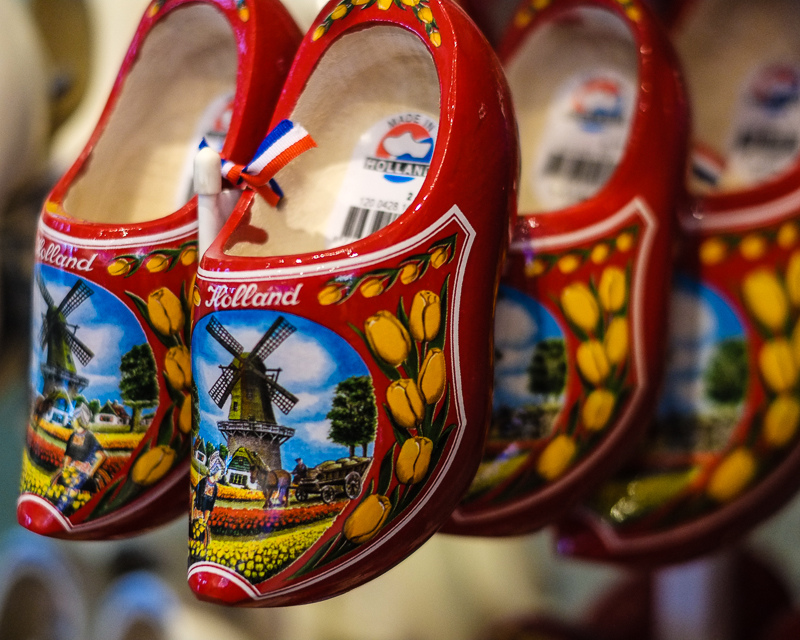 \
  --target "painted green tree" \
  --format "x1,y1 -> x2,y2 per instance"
705,339 -> 748,405
327,376 -> 378,457
528,338 -> 567,399
119,344 -> 159,431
